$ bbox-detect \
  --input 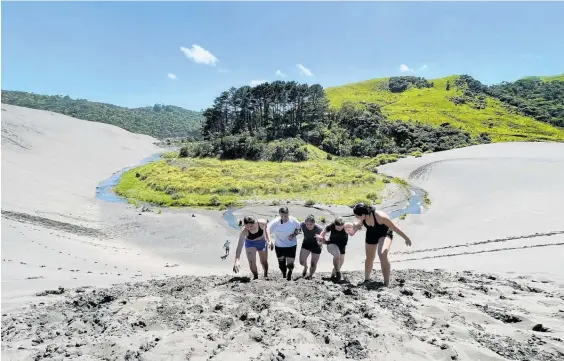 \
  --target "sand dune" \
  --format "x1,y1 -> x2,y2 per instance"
2,105 -> 564,360
1,104 -> 212,312
378,142 -> 564,281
